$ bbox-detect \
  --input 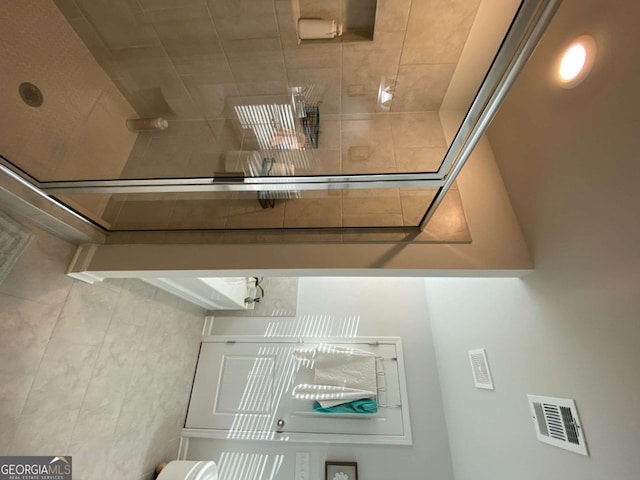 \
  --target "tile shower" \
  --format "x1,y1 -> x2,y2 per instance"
0,0 -> 480,234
